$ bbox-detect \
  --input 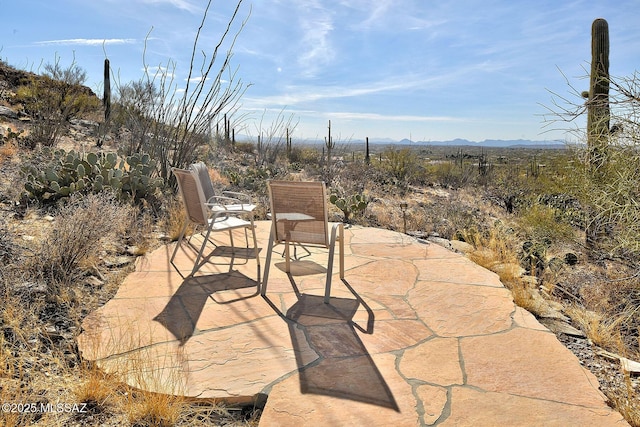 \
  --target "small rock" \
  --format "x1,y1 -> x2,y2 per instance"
103,255 -> 134,268
13,281 -> 48,295
620,357 -> 640,375
43,215 -> 55,222
125,245 -> 140,256
427,236 -> 454,251
84,276 -> 104,287
0,105 -> 19,119
539,318 -> 586,337
449,240 -> 474,253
